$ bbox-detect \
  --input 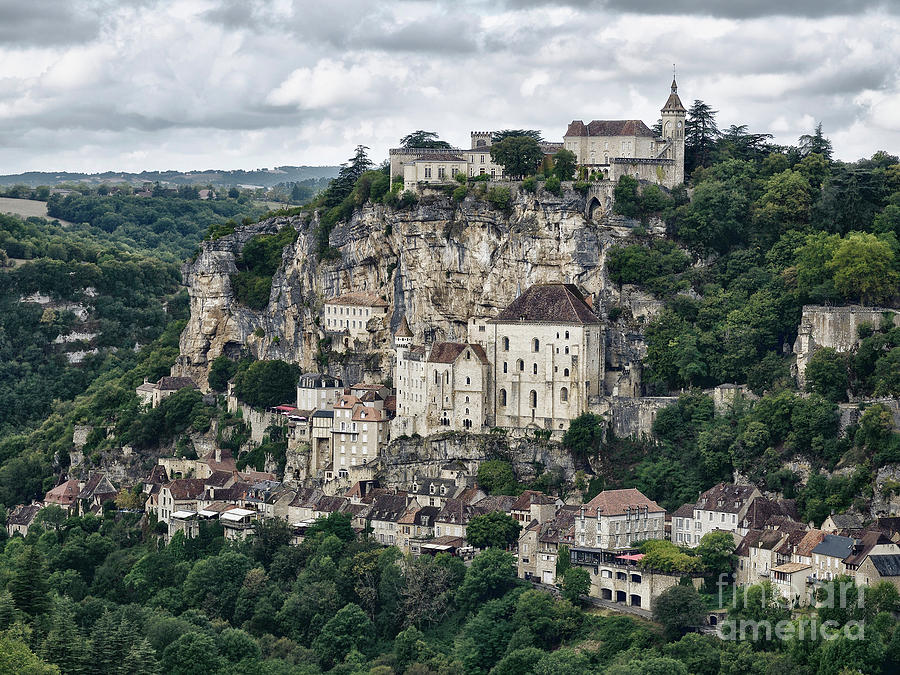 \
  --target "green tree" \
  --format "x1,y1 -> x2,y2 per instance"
311,603 -> 374,668
207,355 -> 238,392
652,584 -> 707,641
798,121 -> 833,161
9,545 -> 50,617
489,136 -> 544,179
0,634 -> 60,675
552,149 -> 577,181
560,567 -> 590,605
456,548 -> 517,611
492,129 -> 543,143
685,100 -> 720,173
805,347 -> 849,402
466,511 -> 521,550
556,545 -> 571,578
476,460 -> 517,495
613,175 -> 640,218
827,232 -> 898,305
162,632 -> 222,675
695,531 -> 736,578
399,131 -> 451,149
232,360 -> 301,408
562,412 -> 604,461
